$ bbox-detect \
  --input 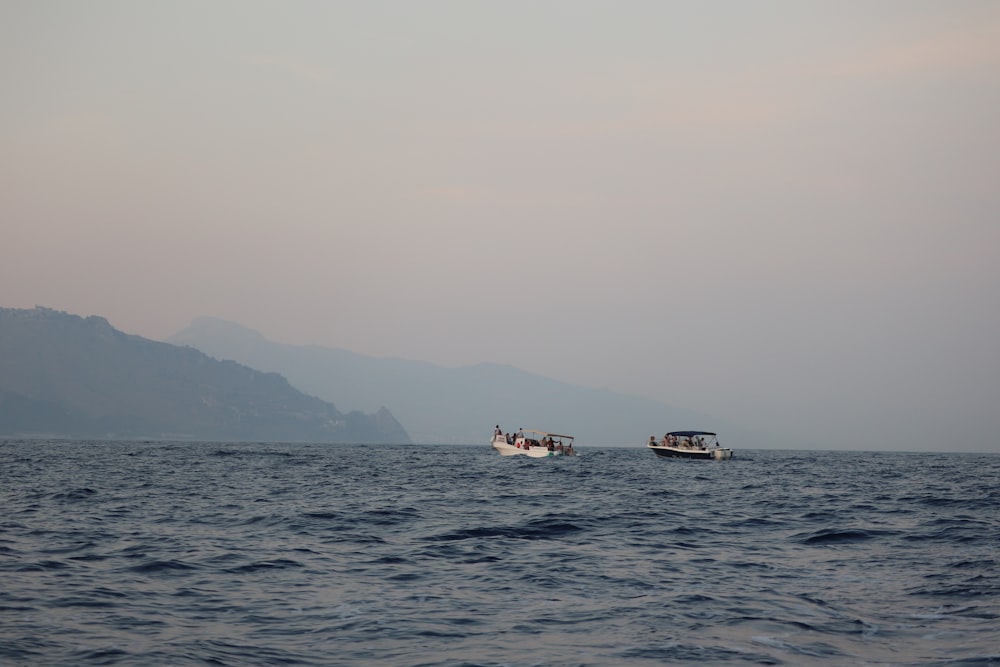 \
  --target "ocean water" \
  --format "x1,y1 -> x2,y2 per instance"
1,441 -> 998,667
